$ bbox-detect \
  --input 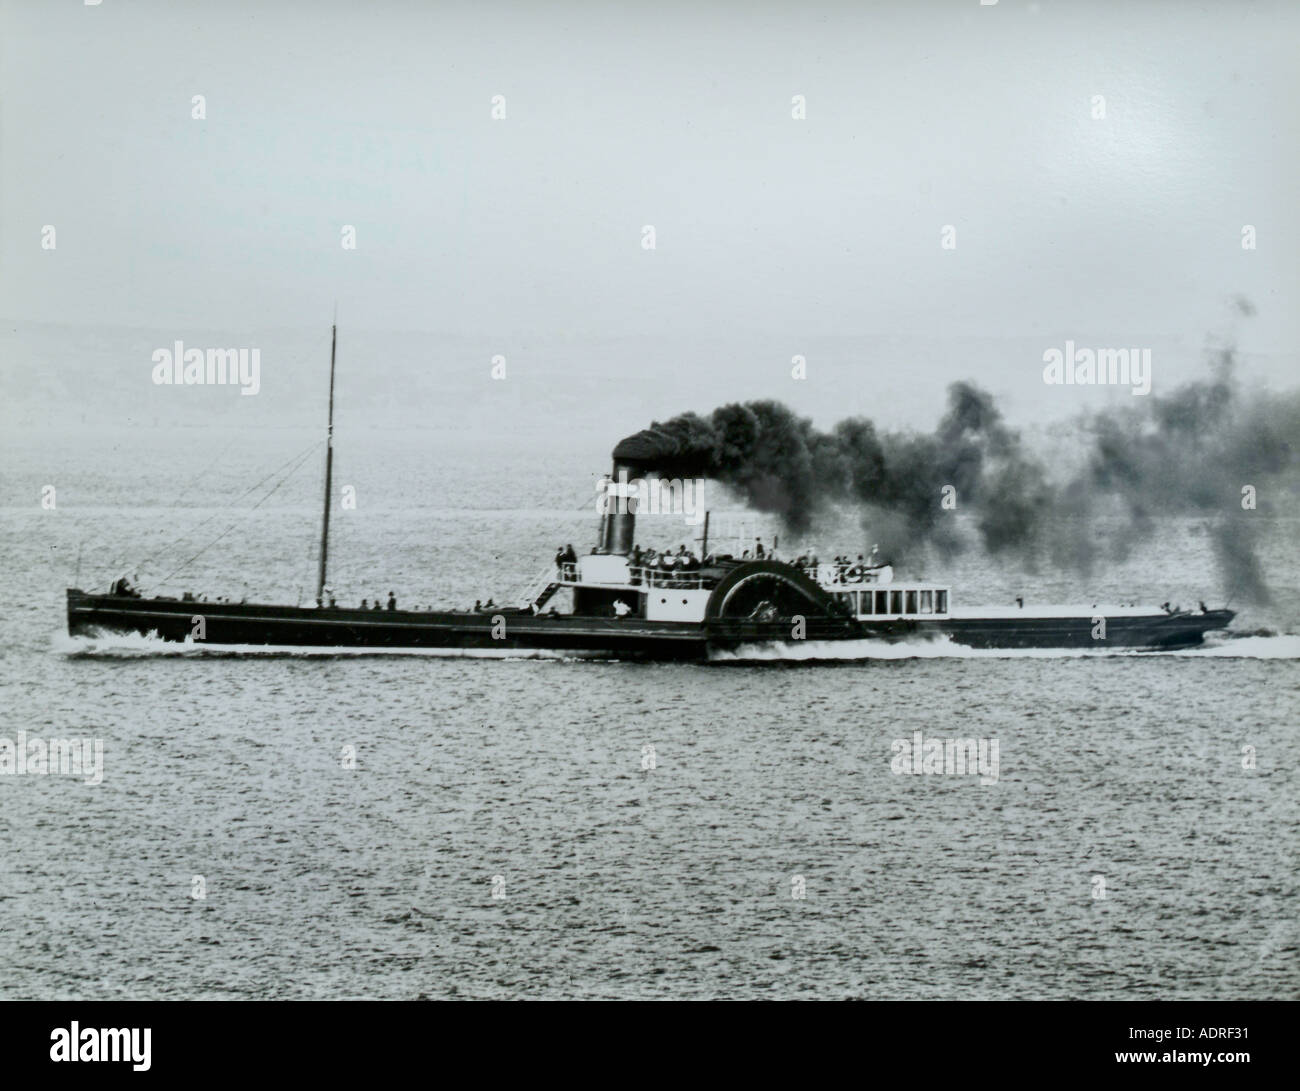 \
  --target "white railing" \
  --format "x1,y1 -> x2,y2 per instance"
627,565 -> 711,589
528,561 -> 715,591
806,563 -> 893,587
544,559 -> 891,592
